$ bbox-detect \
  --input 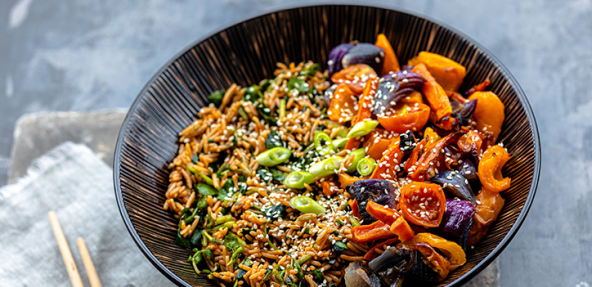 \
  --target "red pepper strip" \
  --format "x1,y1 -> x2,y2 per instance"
351,220 -> 397,244
390,216 -> 416,242
465,78 -> 491,96
366,200 -> 400,225
370,140 -> 403,180
407,132 -> 461,181
349,199 -> 361,218
363,238 -> 400,261
354,78 -> 379,125
404,136 -> 428,173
